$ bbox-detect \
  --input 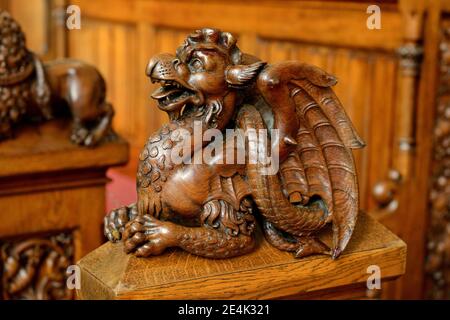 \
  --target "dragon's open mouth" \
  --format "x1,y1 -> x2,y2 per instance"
151,79 -> 196,111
